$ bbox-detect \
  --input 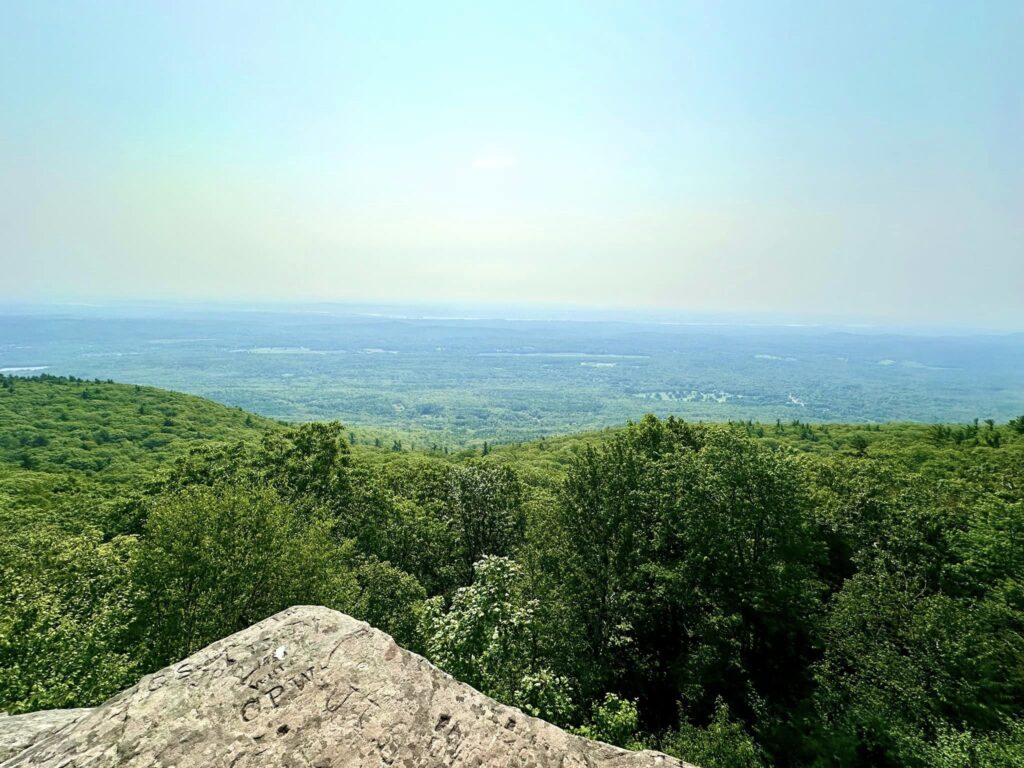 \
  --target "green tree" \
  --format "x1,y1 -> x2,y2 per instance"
663,702 -> 767,768
0,527 -> 141,713
574,693 -> 645,749
134,483 -> 356,668
158,422 -> 351,518
349,556 -> 427,652
343,464 -> 460,594
557,417 -> 823,752
848,433 -> 870,457
443,464 -> 526,578
420,556 -> 573,725
556,416 -> 683,699
813,490 -> 1024,766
